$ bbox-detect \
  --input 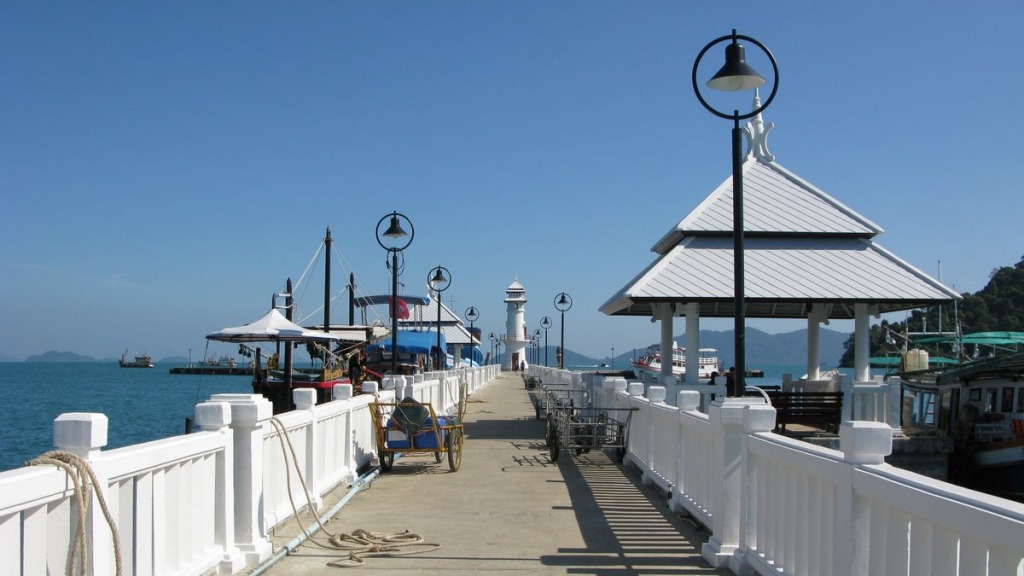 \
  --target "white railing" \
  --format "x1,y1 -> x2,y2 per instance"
0,365 -> 499,576
582,373 -> 1024,576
